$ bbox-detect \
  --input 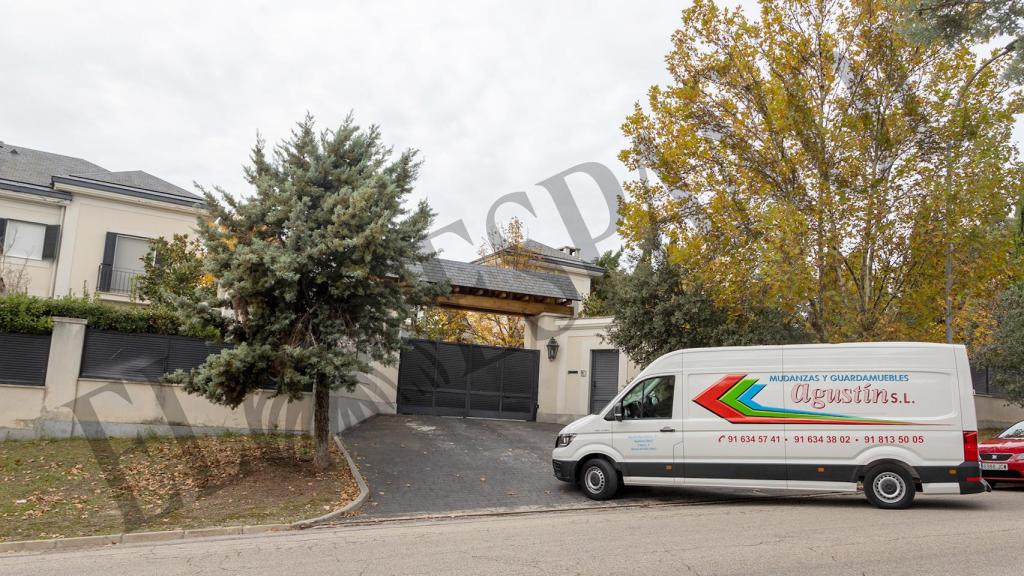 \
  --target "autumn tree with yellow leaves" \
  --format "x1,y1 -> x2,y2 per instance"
133,233 -> 216,308
619,0 -> 1024,345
